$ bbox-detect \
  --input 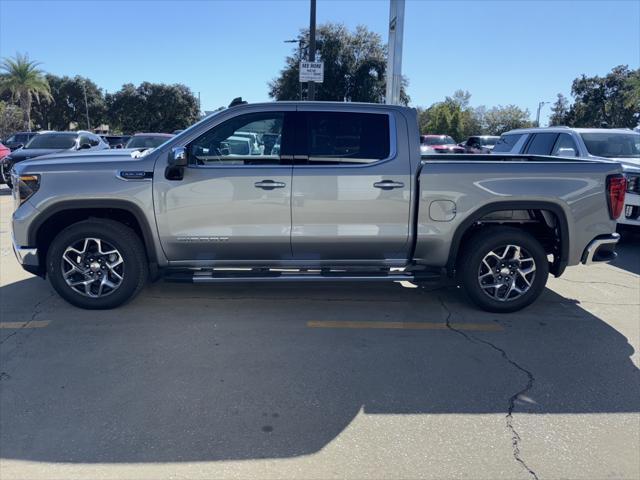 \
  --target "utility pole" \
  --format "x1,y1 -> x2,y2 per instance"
307,0 -> 317,101
536,101 -> 549,127
82,80 -> 91,130
386,0 -> 405,105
